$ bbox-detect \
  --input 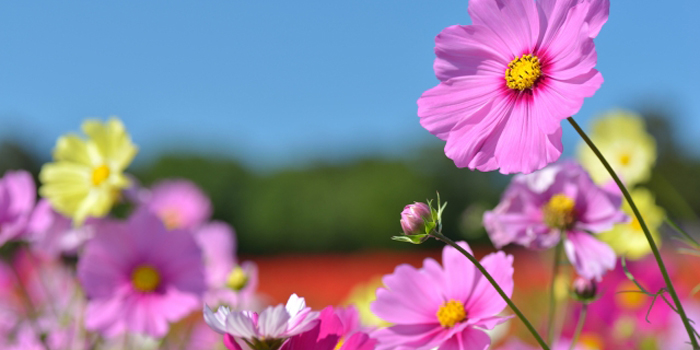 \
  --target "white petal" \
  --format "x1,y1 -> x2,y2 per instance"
258,304 -> 291,339
284,293 -> 306,317
203,304 -> 230,334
